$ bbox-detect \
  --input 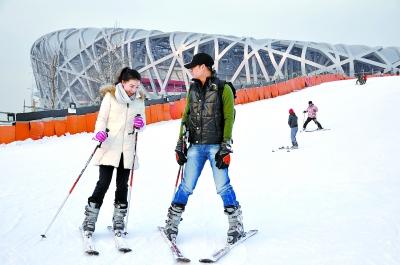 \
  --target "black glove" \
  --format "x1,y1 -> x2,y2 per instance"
215,142 -> 232,169
175,138 -> 187,165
